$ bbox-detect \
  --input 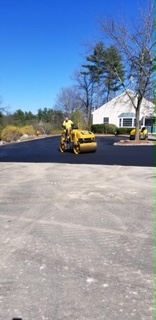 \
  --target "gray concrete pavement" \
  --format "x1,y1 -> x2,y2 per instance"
148,133 -> 156,140
0,163 -> 155,320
